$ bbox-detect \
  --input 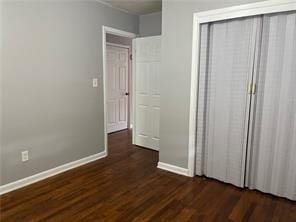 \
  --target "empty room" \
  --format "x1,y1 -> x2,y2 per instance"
0,0 -> 296,221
